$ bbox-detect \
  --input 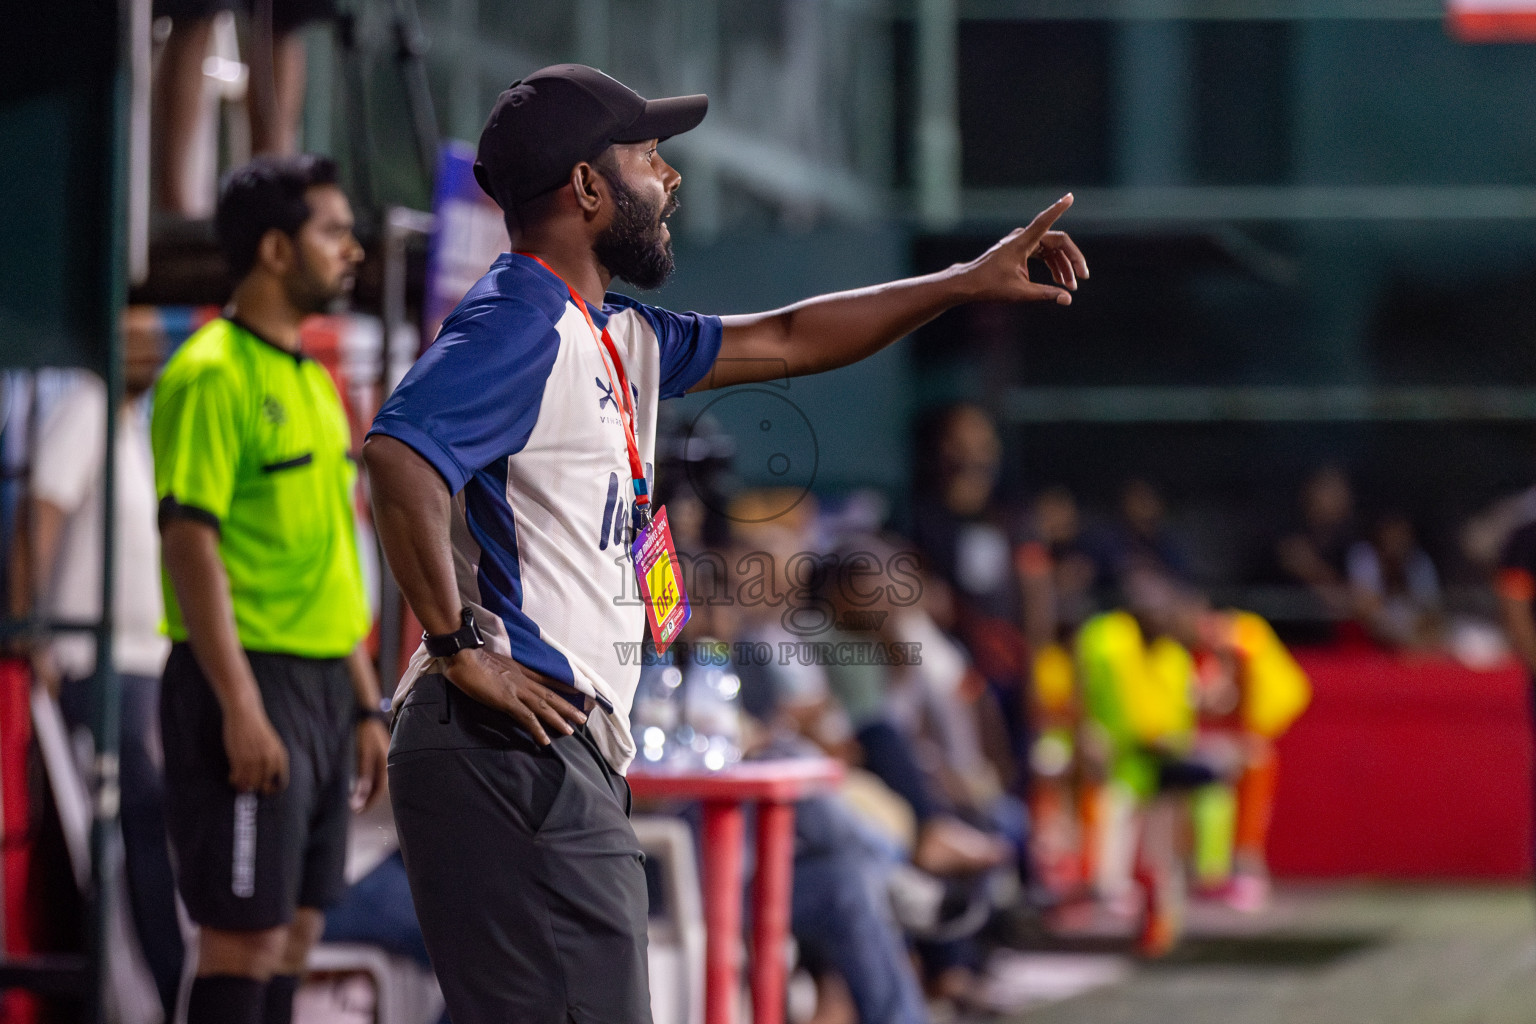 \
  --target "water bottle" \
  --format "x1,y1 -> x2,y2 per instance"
632,662 -> 686,766
681,639 -> 743,772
